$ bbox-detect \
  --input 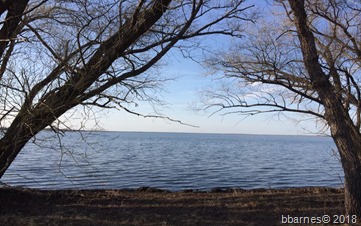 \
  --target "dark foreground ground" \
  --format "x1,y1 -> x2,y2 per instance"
0,186 -> 351,225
